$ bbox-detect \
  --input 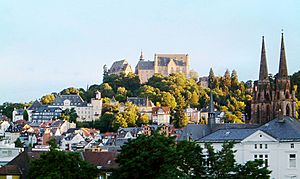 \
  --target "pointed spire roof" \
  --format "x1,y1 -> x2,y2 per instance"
139,50 -> 144,60
209,90 -> 214,113
278,32 -> 288,79
259,36 -> 268,81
